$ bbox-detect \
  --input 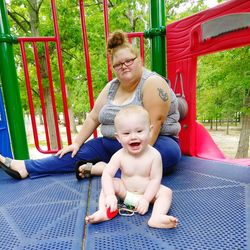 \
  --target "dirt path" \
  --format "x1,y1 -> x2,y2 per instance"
205,125 -> 249,159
